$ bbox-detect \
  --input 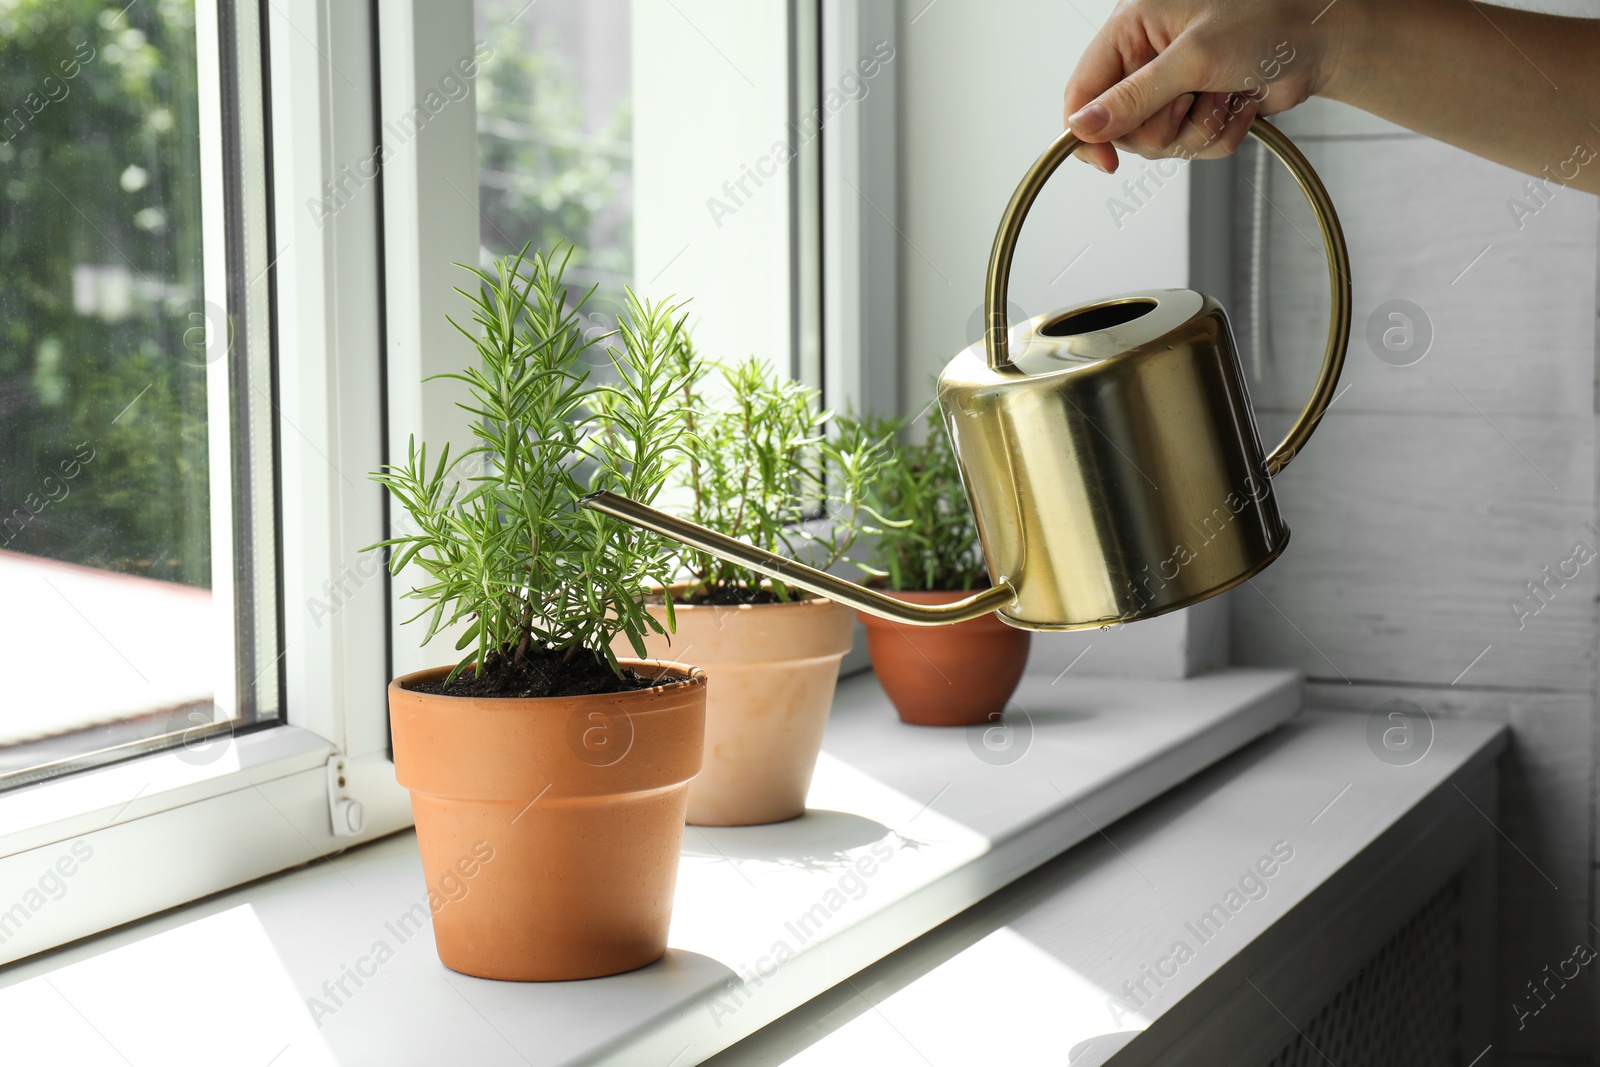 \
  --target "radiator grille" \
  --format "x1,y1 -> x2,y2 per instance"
1262,877 -> 1464,1067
